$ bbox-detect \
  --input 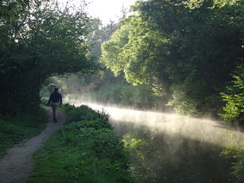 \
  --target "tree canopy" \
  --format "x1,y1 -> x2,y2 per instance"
100,0 -> 244,116
0,0 -> 99,114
